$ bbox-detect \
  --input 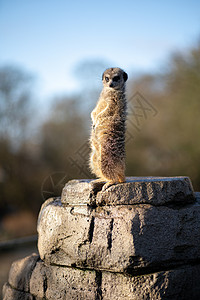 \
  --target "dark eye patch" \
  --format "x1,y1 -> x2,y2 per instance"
105,76 -> 109,82
113,75 -> 120,82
